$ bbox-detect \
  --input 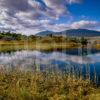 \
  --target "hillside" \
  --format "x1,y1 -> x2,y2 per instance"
36,29 -> 100,37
